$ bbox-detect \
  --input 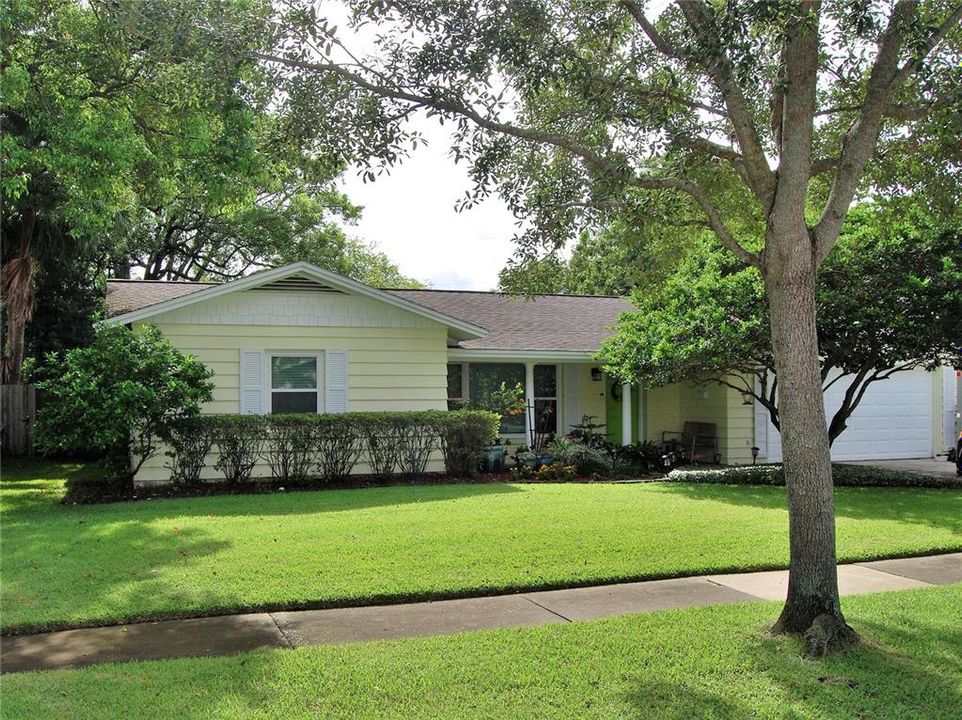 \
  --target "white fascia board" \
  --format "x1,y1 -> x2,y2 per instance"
447,348 -> 599,363
106,262 -> 487,339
